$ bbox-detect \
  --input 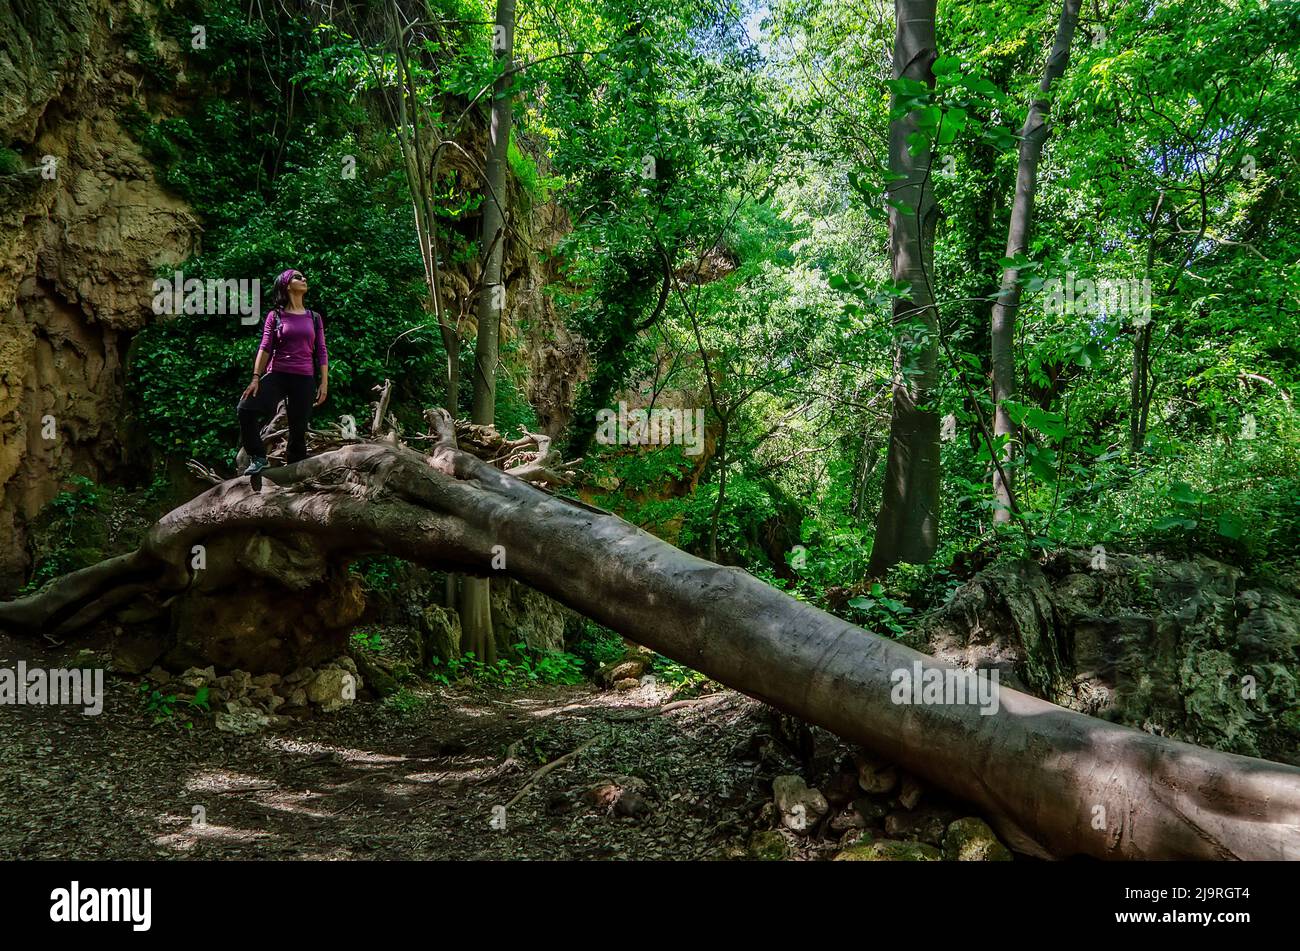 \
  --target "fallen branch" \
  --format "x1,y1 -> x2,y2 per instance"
504,737 -> 598,809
